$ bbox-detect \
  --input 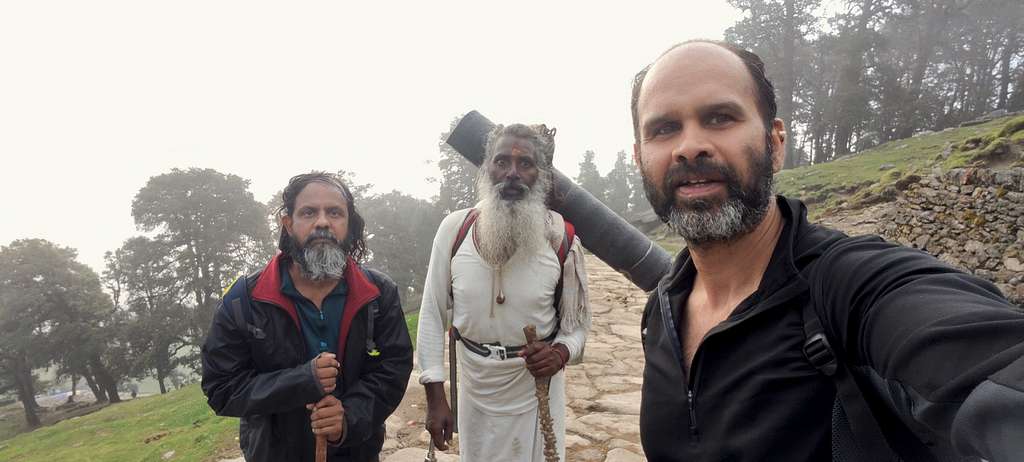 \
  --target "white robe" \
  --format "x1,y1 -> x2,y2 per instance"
417,208 -> 590,462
